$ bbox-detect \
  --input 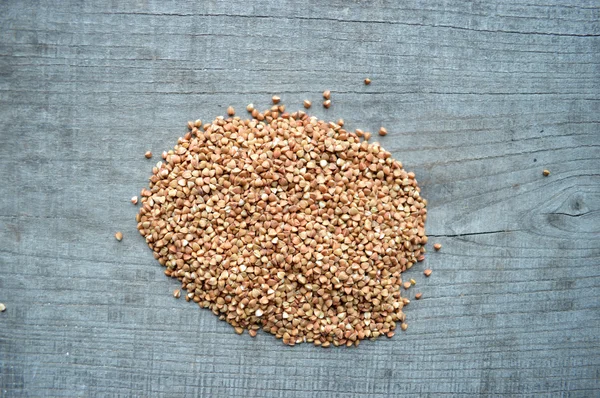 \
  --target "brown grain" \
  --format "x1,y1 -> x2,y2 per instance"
543,169 -> 550,176
424,269 -> 432,277
137,111 -> 428,347
115,232 -> 123,241
145,151 -> 152,159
